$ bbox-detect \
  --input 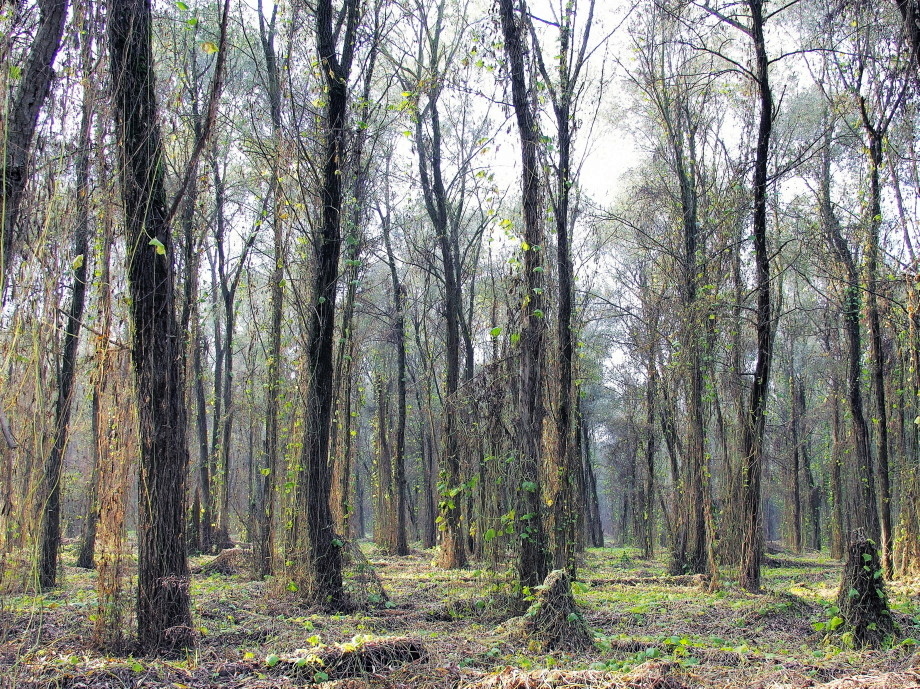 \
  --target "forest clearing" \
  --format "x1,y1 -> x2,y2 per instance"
3,542 -> 920,688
